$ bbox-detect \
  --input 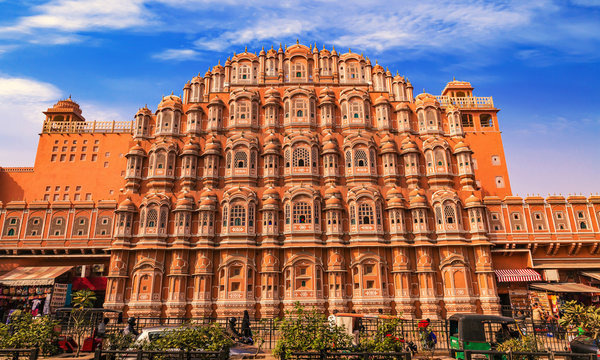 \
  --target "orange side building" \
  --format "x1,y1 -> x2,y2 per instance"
0,43 -> 598,319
